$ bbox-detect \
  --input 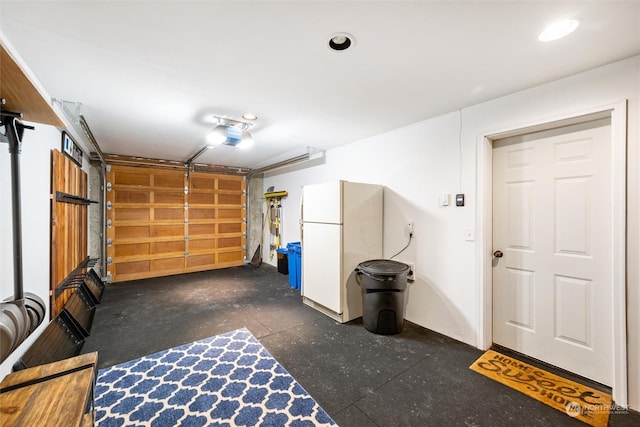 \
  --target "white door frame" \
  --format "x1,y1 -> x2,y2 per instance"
475,101 -> 628,406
